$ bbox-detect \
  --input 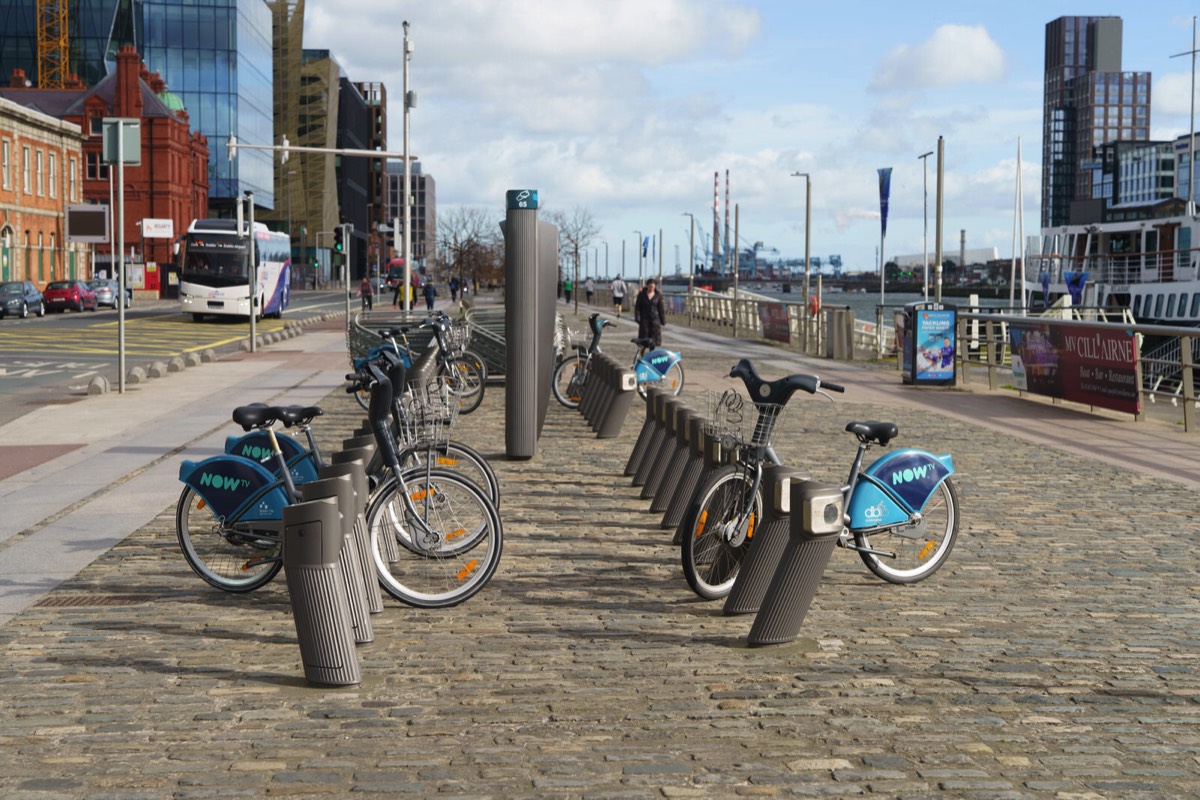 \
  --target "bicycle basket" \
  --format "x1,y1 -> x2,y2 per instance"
398,380 -> 459,448
703,388 -> 787,448
444,317 -> 472,356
